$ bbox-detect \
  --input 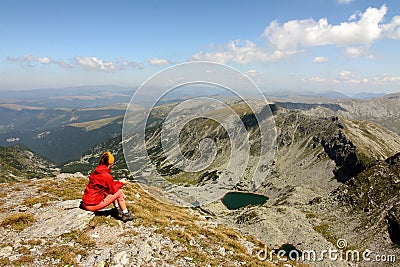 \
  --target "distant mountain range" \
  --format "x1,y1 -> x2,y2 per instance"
1,85 -> 136,109
0,85 -> 397,166
266,90 -> 386,99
